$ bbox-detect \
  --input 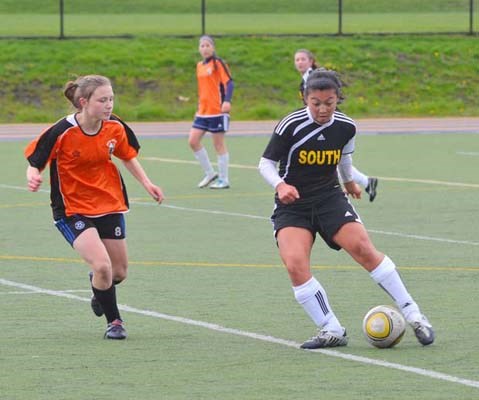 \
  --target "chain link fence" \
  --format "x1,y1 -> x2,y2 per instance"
0,0 -> 477,38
